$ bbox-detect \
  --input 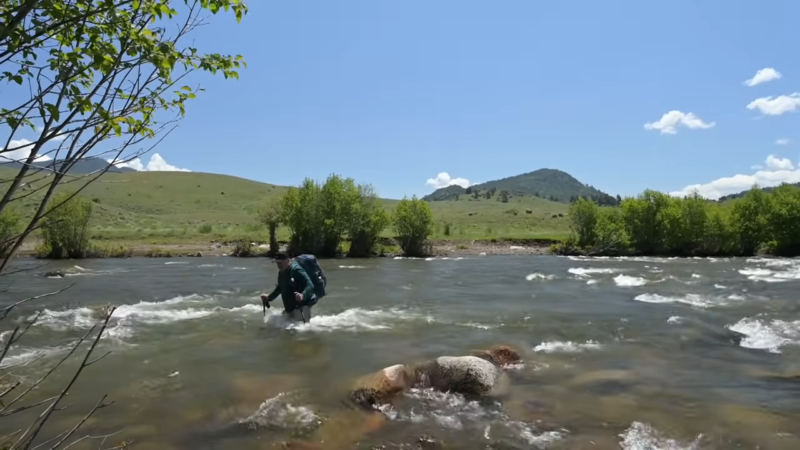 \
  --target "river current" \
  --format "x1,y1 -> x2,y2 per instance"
1,254 -> 799,449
